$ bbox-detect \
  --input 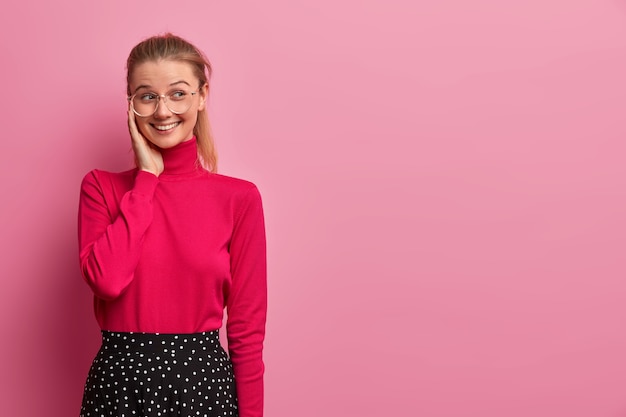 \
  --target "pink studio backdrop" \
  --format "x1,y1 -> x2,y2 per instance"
1,1 -> 625,416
